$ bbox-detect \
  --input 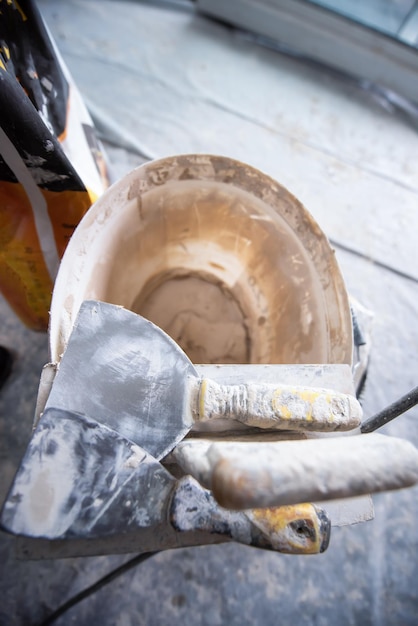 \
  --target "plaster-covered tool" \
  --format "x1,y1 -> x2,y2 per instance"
0,407 -> 331,558
172,435 -> 418,510
45,301 -> 361,460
